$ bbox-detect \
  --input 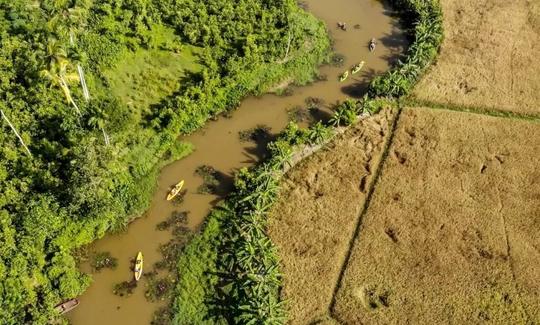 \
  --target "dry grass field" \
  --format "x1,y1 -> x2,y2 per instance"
268,107 -> 398,324
268,0 -> 540,323
332,107 -> 540,324
412,0 -> 540,115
